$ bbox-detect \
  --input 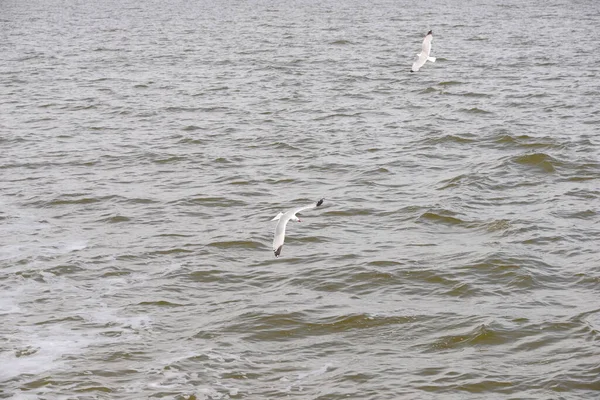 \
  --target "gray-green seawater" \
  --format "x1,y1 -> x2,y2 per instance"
1,0 -> 599,398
